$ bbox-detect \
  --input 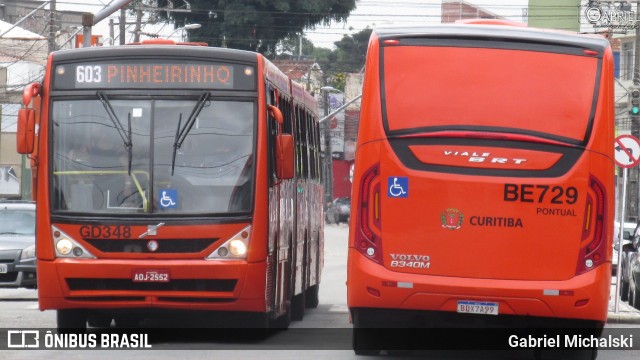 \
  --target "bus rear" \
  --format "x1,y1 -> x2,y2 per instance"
348,23 -> 614,339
